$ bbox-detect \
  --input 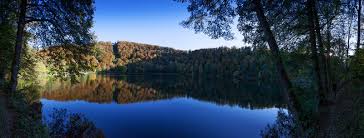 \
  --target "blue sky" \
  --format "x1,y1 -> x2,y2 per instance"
92,0 -> 243,50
